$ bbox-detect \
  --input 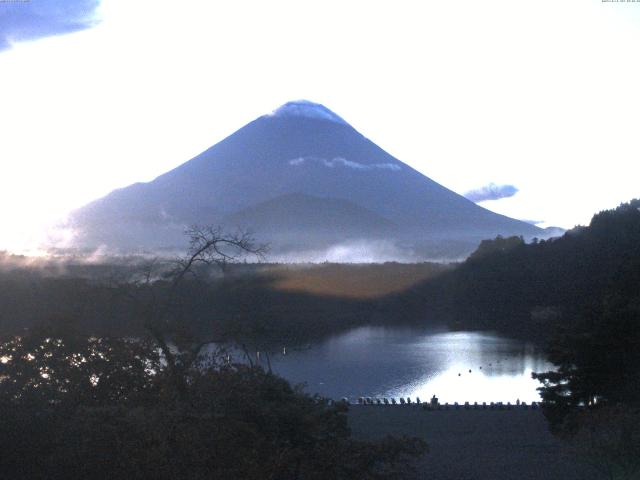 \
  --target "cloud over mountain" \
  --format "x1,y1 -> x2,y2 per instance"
288,156 -> 401,171
0,0 -> 100,51
464,183 -> 519,203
